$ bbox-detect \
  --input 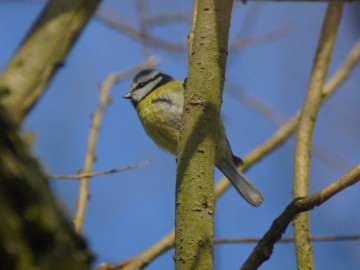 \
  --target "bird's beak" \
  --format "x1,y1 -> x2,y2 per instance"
123,91 -> 131,99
